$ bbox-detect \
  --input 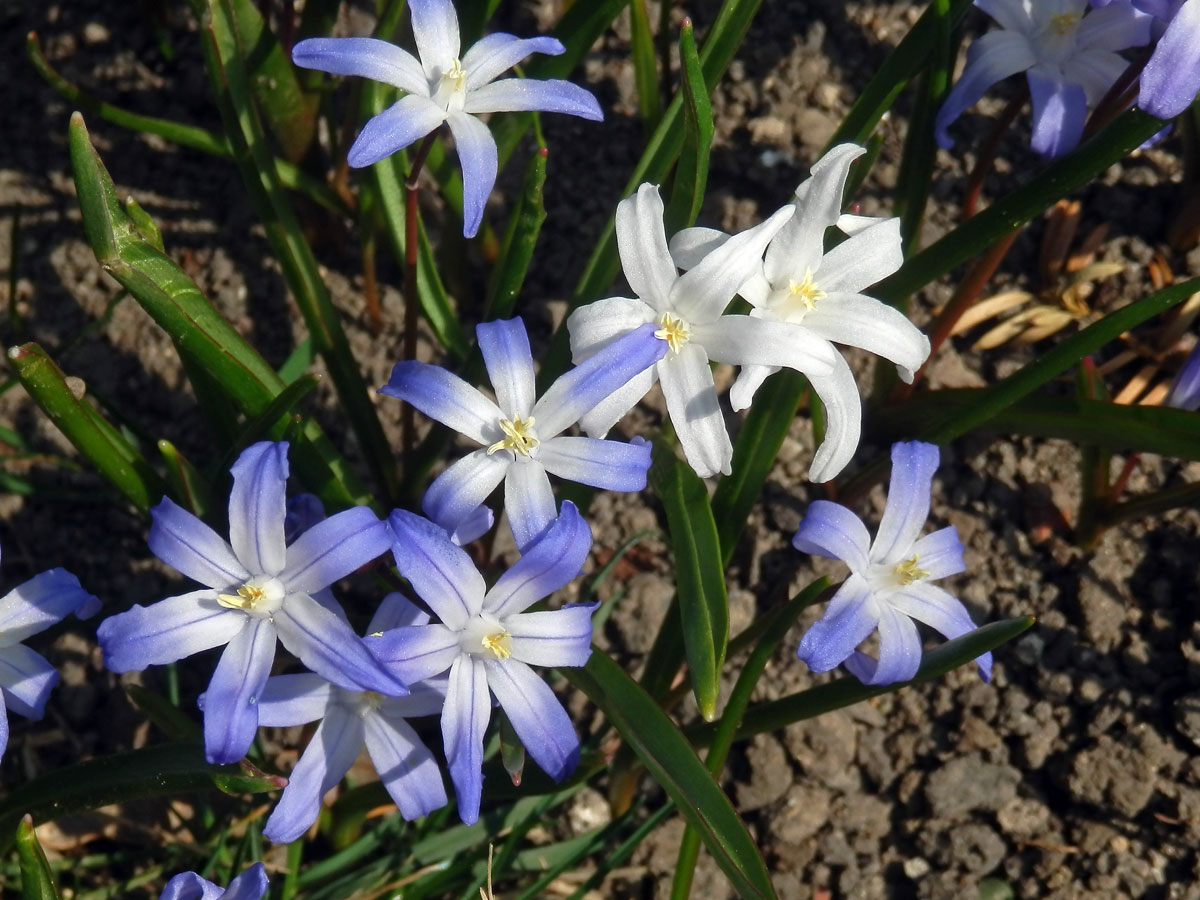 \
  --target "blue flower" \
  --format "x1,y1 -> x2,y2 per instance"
97,442 -> 405,765
793,441 -> 991,686
1166,340 -> 1200,410
0,541 -> 99,763
1131,0 -> 1200,118
381,317 -> 664,550
292,0 -> 602,237
255,594 -> 448,843
158,864 -> 267,900
366,503 -> 595,824
937,0 -> 1151,158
